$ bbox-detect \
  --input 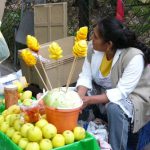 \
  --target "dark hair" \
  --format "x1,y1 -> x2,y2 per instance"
97,17 -> 150,65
